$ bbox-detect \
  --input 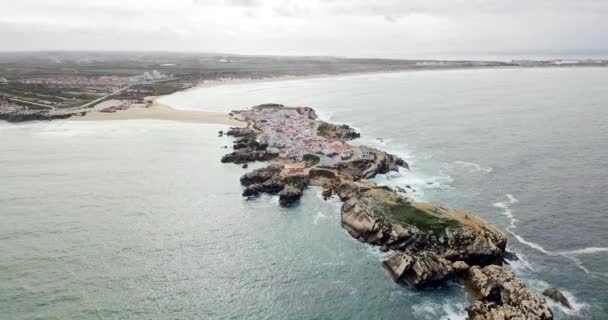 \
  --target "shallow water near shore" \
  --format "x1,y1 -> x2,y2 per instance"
2,68 -> 608,319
